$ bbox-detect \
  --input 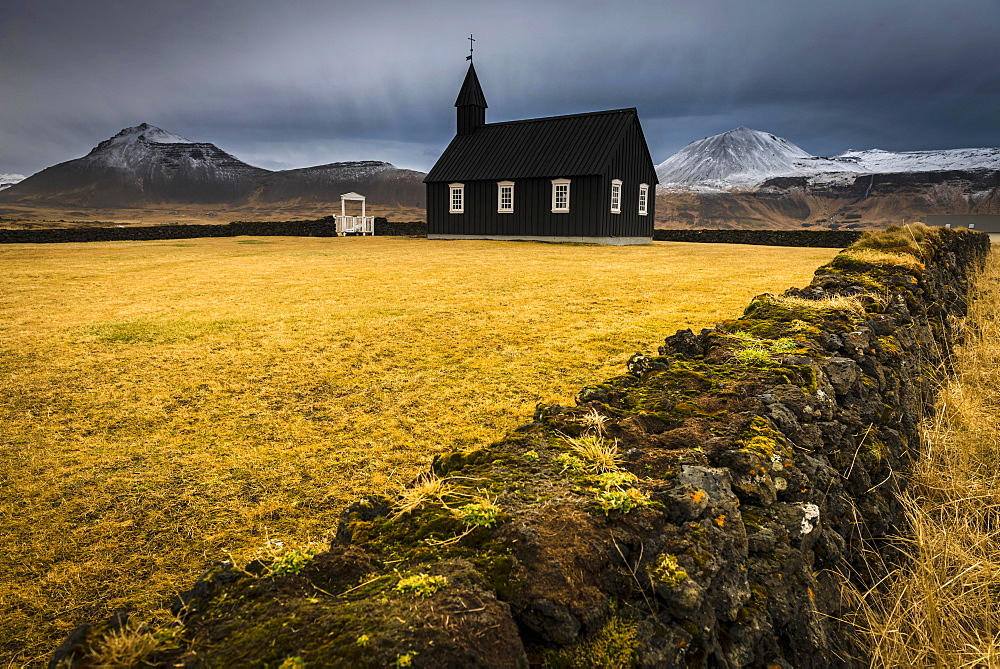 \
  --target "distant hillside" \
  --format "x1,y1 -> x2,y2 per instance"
654,127 -> 1000,229
0,124 -> 426,210
255,161 -> 425,209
